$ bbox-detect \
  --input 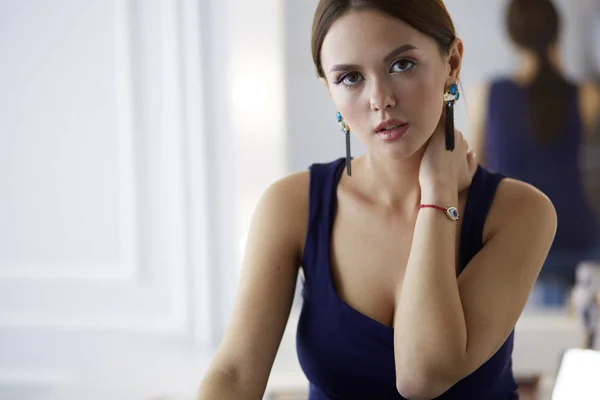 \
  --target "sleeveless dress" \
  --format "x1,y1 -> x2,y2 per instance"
484,78 -> 598,255
296,158 -> 519,399
485,79 -> 600,306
